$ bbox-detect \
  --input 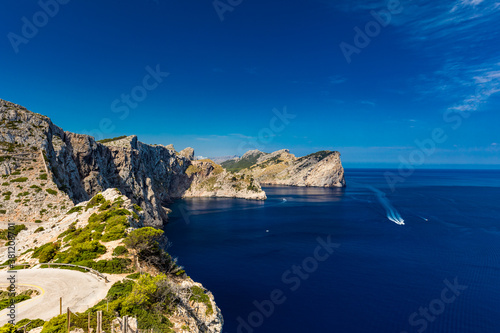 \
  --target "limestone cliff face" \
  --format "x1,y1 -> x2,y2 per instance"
222,149 -> 346,187
0,99 -> 266,226
183,159 -> 266,200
